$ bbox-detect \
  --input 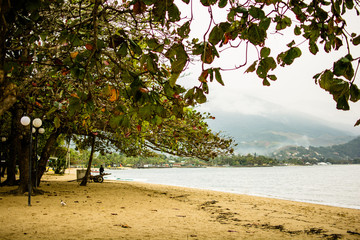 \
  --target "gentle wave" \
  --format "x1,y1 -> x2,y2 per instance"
103,165 -> 360,209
